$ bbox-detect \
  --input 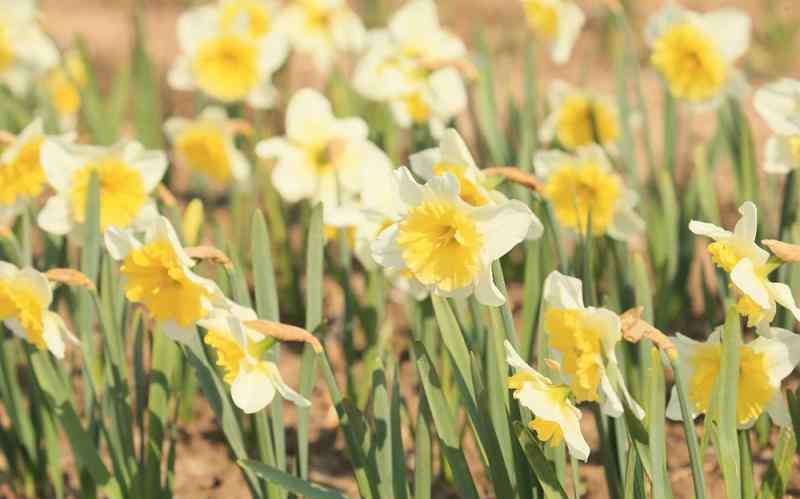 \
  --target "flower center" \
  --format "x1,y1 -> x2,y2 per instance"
69,157 -> 147,231
432,163 -> 489,207
556,95 -> 619,149
544,160 -> 621,235
0,138 -> 46,205
706,241 -> 743,273
523,0 -> 559,39
219,0 -> 272,38
396,199 -> 483,292
47,53 -> 86,116
176,123 -> 232,183
651,23 -> 727,102
120,241 -> 209,327
405,92 -> 431,123
544,309 -> 604,402
0,280 -> 46,350
736,295 -> 767,327
193,34 -> 259,102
